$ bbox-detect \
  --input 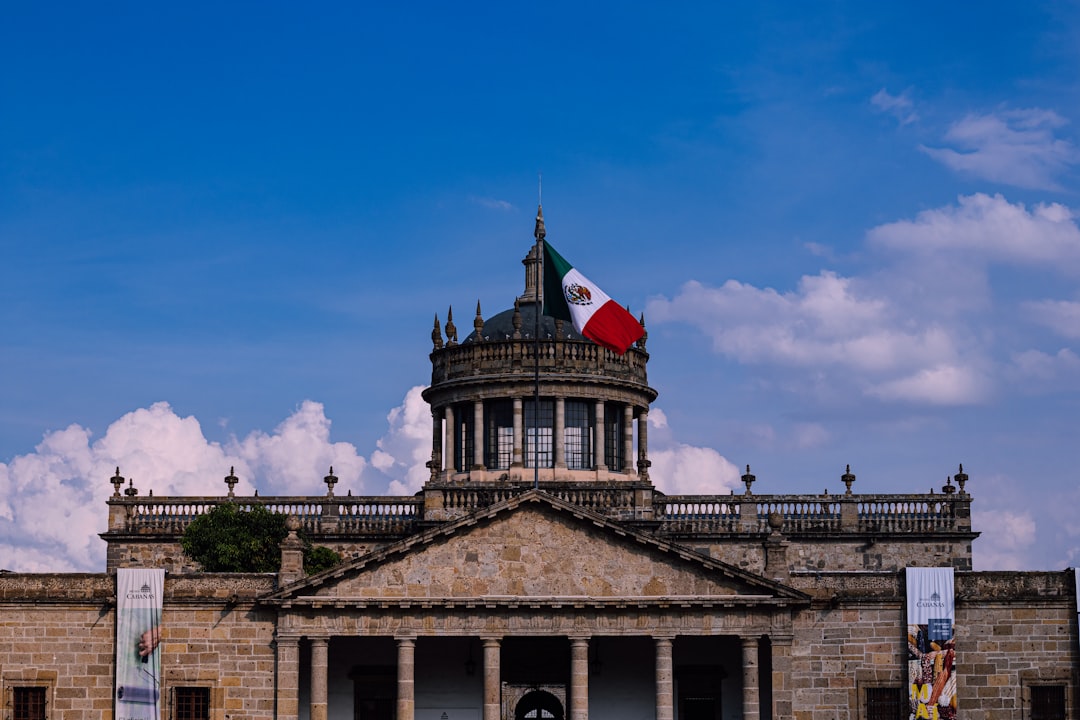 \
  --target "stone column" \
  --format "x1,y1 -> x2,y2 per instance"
275,635 -> 300,720
482,638 -> 501,720
570,637 -> 589,720
636,409 -> 650,481
444,406 -> 456,473
512,398 -> 523,468
594,401 -> 606,471
310,637 -> 329,720
742,636 -> 760,720
429,409 -> 442,480
397,637 -> 416,720
622,405 -> 634,473
554,397 -> 566,469
654,637 -> 674,720
473,400 -> 485,470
